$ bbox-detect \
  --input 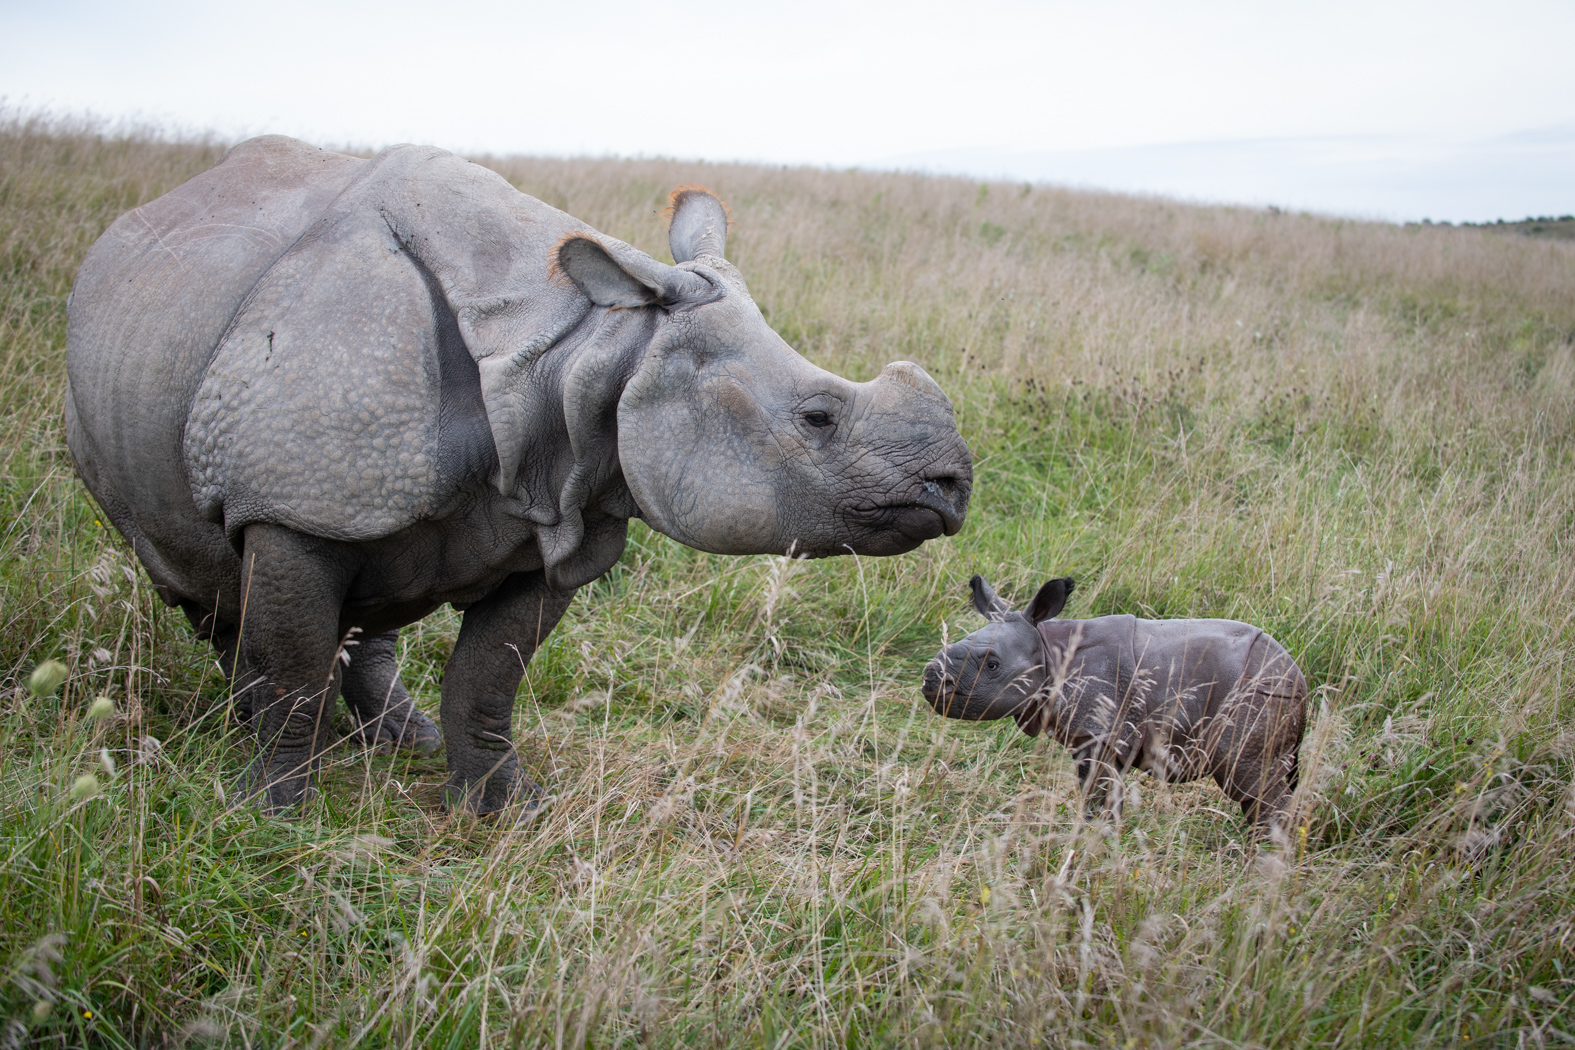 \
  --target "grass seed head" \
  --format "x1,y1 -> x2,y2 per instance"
27,660 -> 68,698
85,695 -> 114,720
69,773 -> 100,801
